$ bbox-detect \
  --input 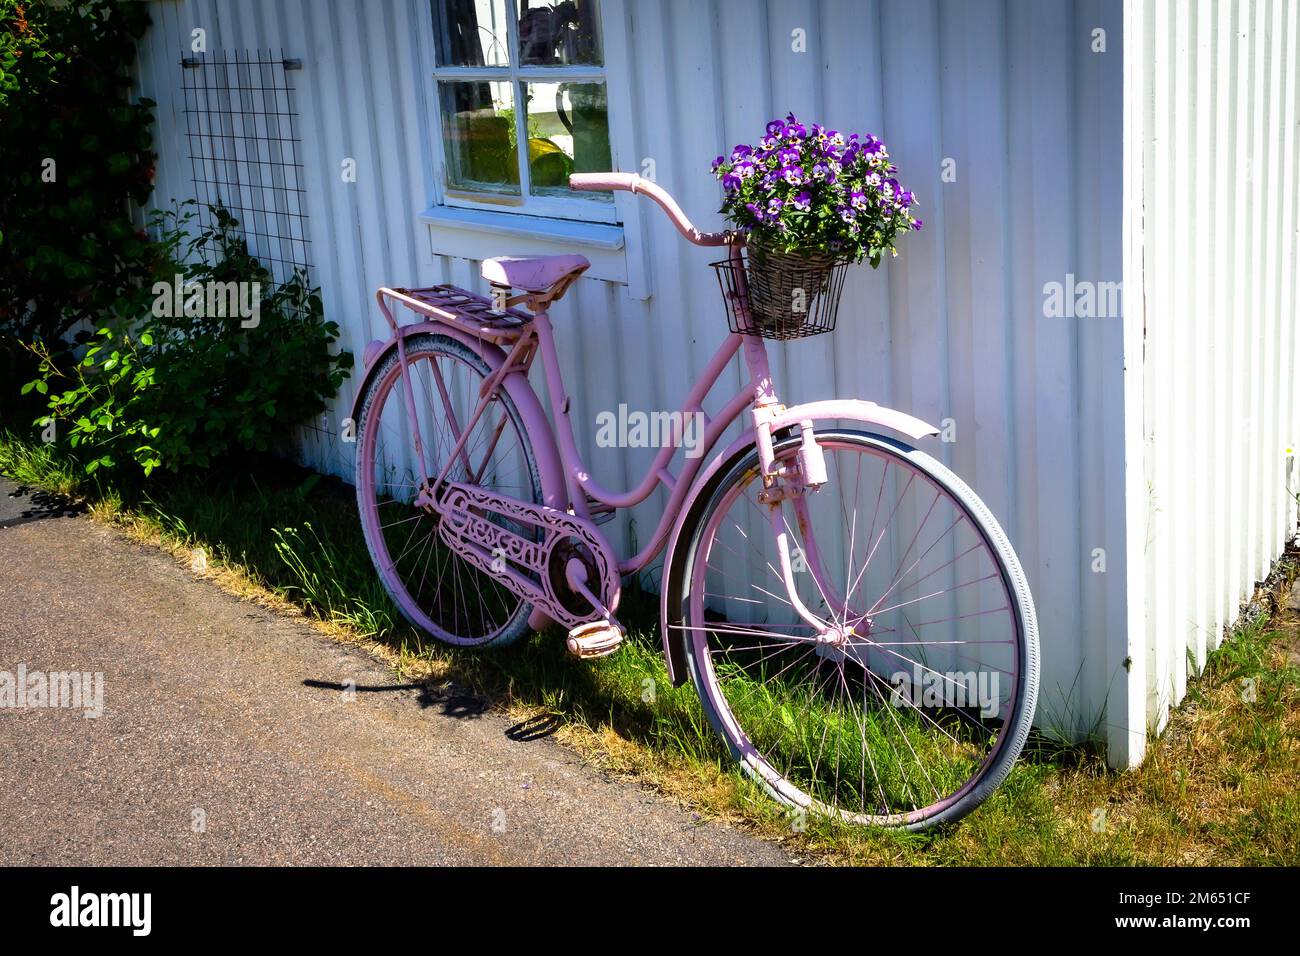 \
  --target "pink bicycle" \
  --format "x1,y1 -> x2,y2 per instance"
352,173 -> 1039,830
